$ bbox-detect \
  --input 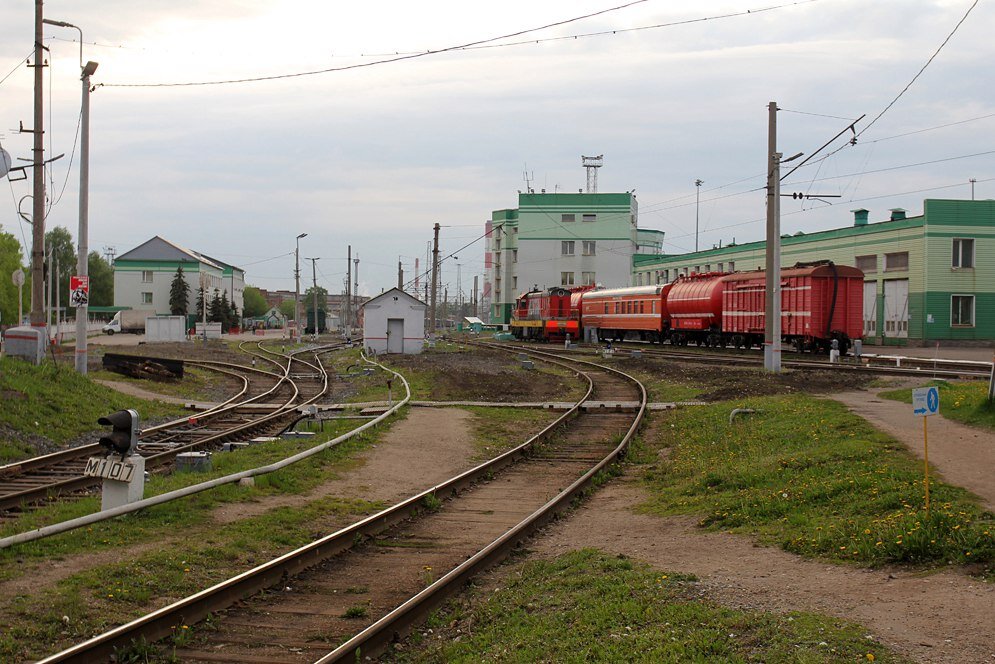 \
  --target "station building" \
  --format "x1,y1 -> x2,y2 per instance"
112,236 -> 245,316
631,199 -> 994,346
486,191 -> 664,323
